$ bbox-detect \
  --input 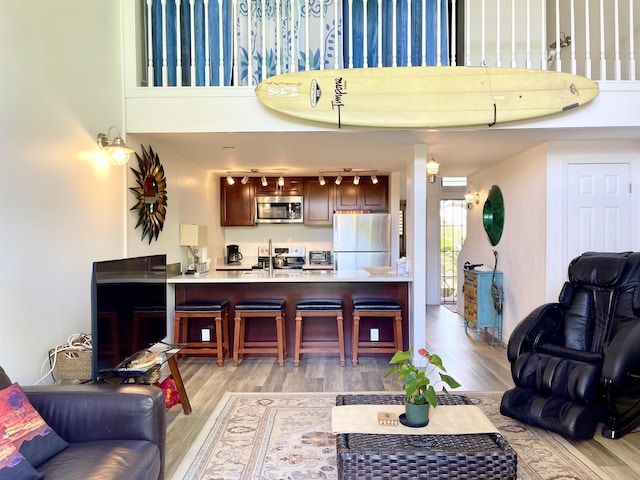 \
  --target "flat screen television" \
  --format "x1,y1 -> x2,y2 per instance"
91,254 -> 167,380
